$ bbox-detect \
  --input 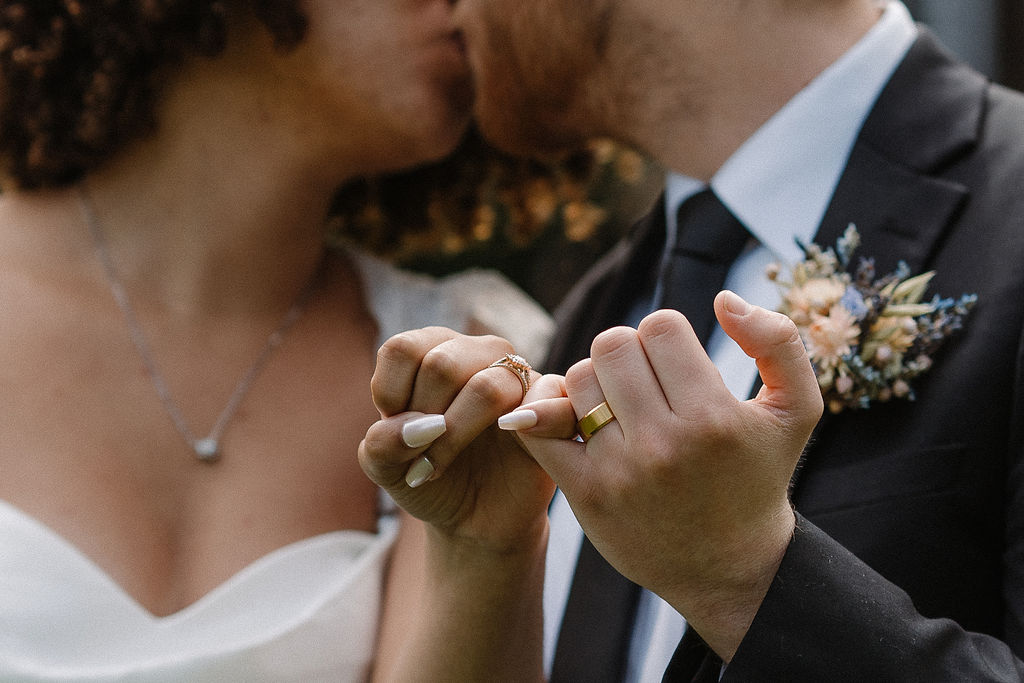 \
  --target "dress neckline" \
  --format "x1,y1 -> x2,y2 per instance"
0,249 -> 396,622
0,496 -> 386,623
